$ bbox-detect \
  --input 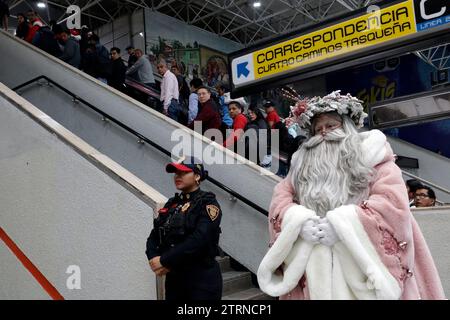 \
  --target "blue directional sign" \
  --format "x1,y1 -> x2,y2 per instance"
237,62 -> 250,78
